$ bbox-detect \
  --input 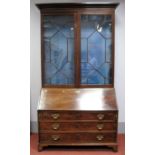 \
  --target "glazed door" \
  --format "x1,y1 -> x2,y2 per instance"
42,15 -> 75,86
80,14 -> 113,86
